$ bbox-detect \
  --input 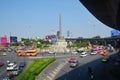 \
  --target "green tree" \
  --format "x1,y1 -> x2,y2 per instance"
67,41 -> 89,49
